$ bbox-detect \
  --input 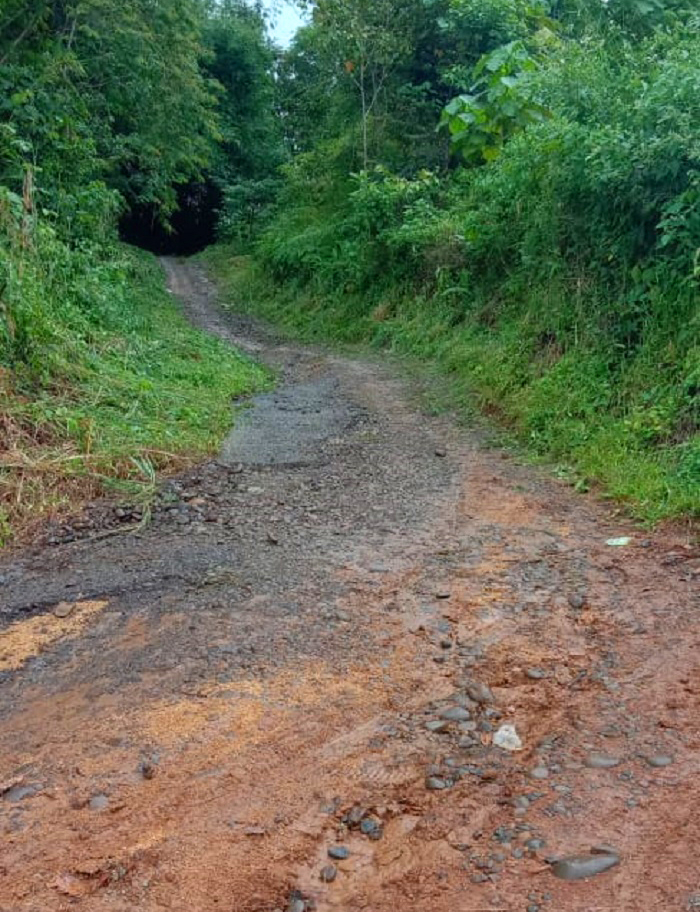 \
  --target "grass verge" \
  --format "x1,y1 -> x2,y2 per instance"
204,245 -> 699,528
1,247 -> 270,545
